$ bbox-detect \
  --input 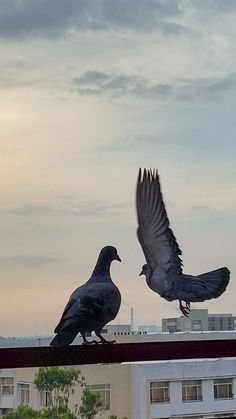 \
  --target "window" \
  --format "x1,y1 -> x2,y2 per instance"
182,380 -> 202,402
228,318 -> 233,329
40,390 -> 53,407
0,408 -> 13,417
18,383 -> 30,405
0,378 -> 14,396
209,318 -> 215,331
220,317 -> 224,330
214,378 -> 233,400
87,384 -> 111,410
191,320 -> 202,331
150,381 -> 170,404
